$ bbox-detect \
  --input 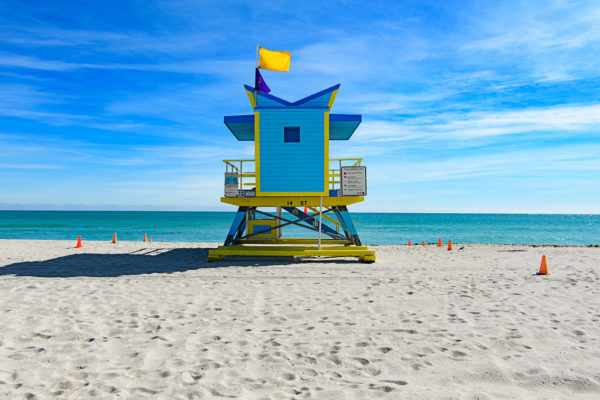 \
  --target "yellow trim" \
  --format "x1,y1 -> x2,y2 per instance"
324,110 -> 330,195
328,89 -> 338,109
245,89 -> 256,109
257,191 -> 328,196
248,219 -> 278,239
255,109 -> 329,197
308,206 -> 341,227
239,238 -> 349,245
208,245 -> 375,261
220,196 -> 364,207
330,158 -> 362,163
221,245 -> 369,251
254,111 -> 261,193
